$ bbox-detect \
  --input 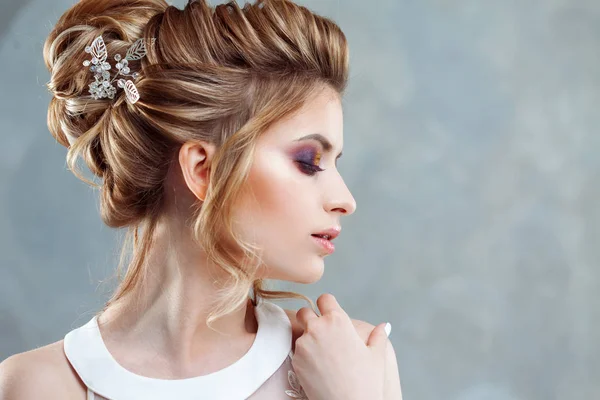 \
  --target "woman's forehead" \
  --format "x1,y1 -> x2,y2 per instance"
260,90 -> 344,147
